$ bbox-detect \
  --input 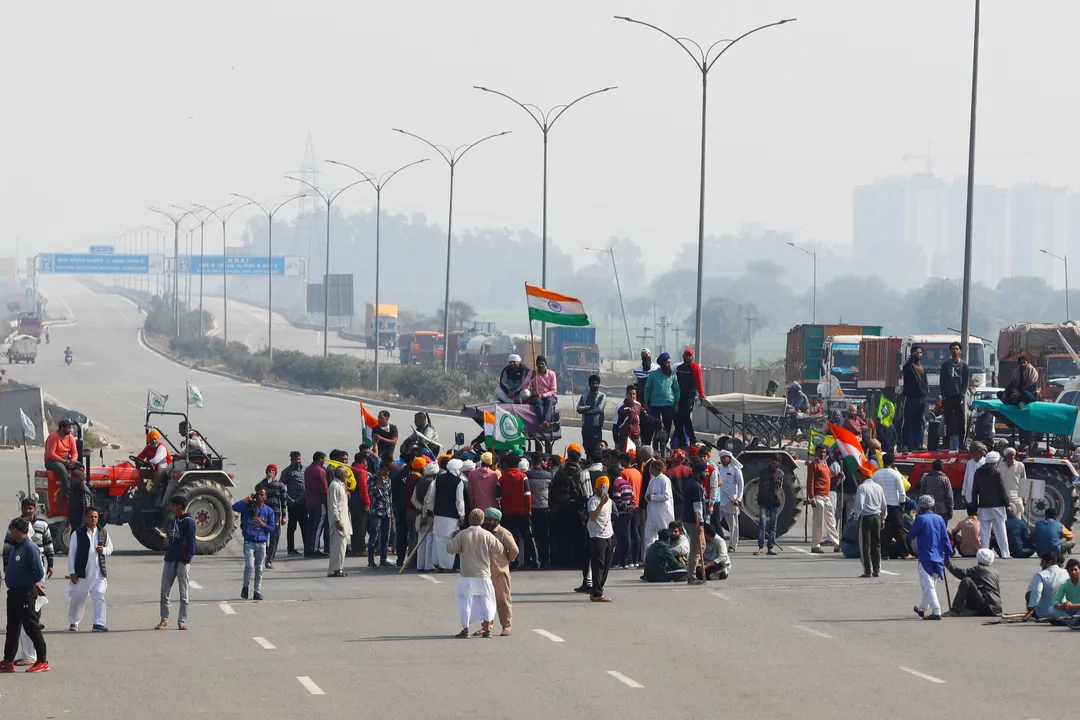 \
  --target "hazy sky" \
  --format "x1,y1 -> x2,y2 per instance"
3,0 -> 1079,274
